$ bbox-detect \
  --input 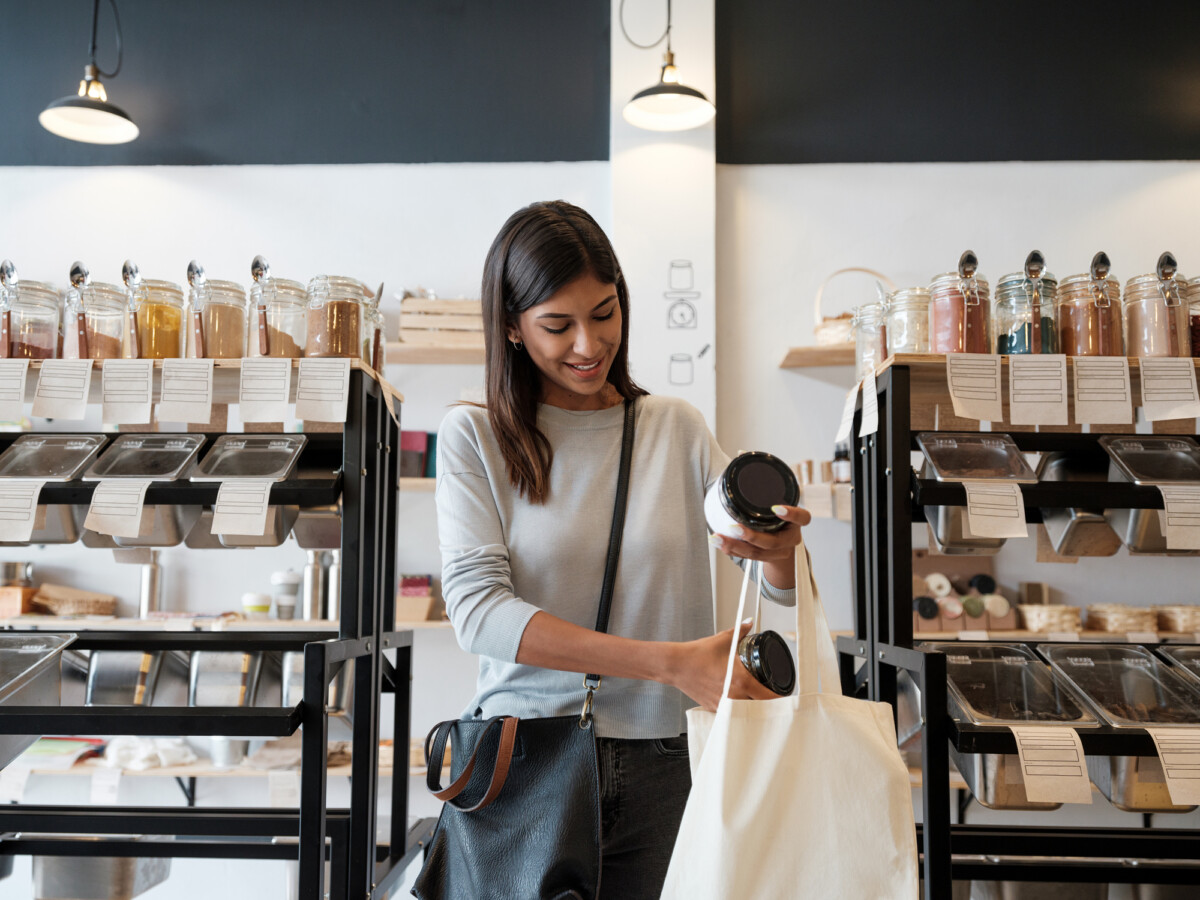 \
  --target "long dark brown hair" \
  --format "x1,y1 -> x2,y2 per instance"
480,200 -> 646,504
